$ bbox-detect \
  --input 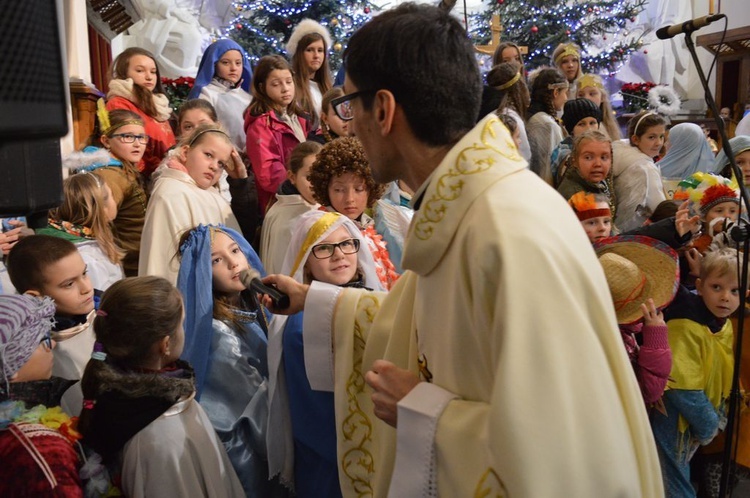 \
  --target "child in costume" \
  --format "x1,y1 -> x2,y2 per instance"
654,248 -> 742,497
657,123 -> 715,180
78,276 -> 245,498
267,210 -> 384,497
188,39 -> 253,152
7,236 -> 96,381
287,19 -> 333,130
245,55 -> 310,215
612,111 -> 668,231
526,68 -> 568,184
139,124 -> 244,284
106,47 -> 175,177
553,98 -> 603,185
713,135 -> 750,184
178,224 -> 281,497
485,61 -> 531,162
0,294 -> 84,497
593,235 -> 678,404
310,87 -> 349,145
68,107 -> 148,277
552,42 -> 582,99
308,137 -> 399,290
576,73 -> 621,140
557,130 -> 615,217
36,172 -> 124,292
261,141 -> 322,274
